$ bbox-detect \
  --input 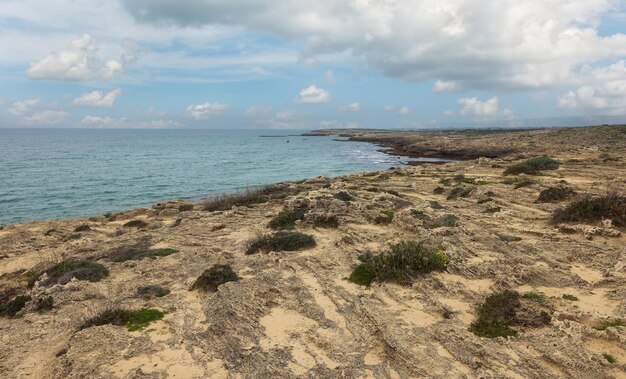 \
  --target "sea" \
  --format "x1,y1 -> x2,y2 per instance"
0,128 -> 422,225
